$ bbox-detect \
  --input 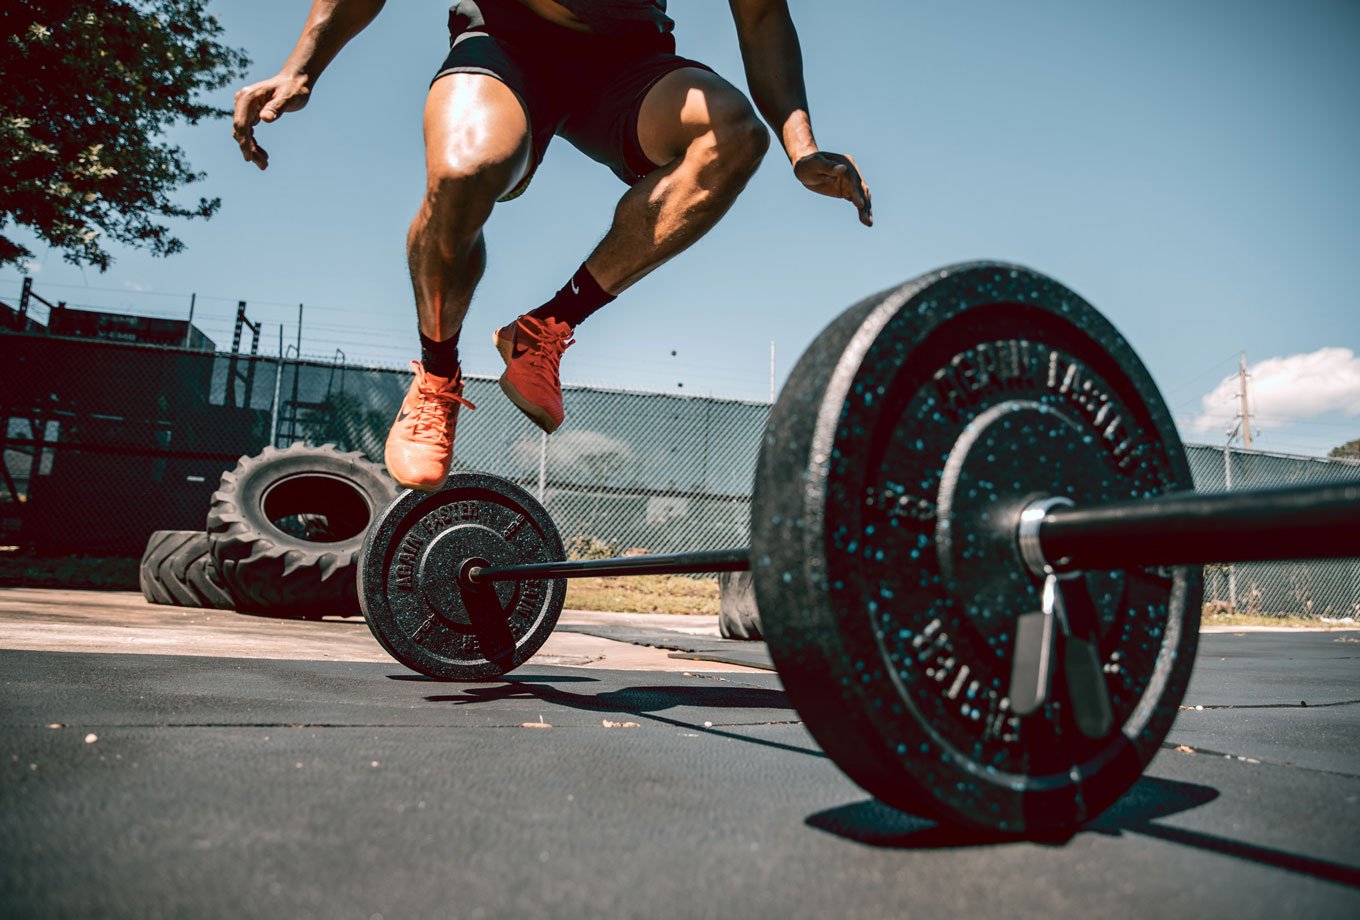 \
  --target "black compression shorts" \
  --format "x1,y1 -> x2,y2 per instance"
433,1 -> 714,201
